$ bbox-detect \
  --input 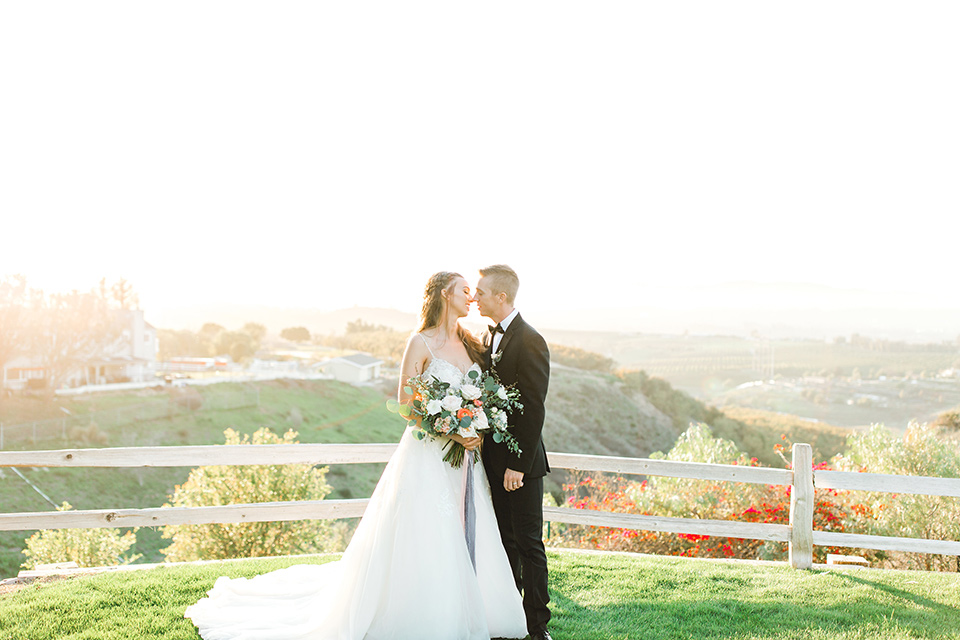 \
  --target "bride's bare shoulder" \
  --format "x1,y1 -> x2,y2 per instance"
403,332 -> 432,360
